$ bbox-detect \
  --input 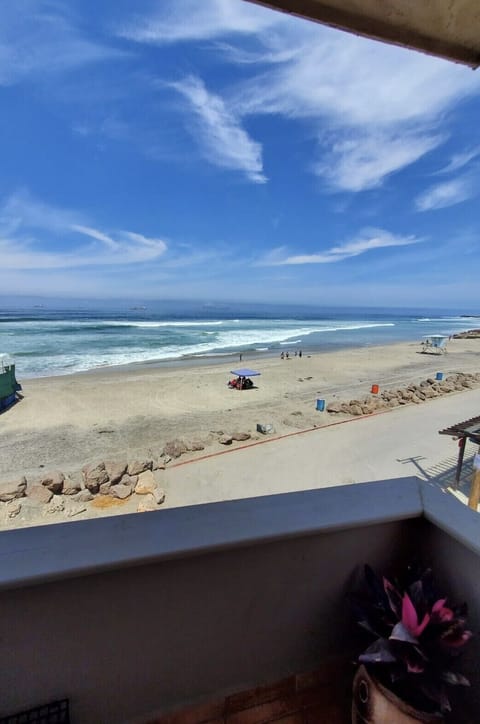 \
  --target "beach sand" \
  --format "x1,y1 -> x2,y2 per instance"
1,337 -> 479,528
